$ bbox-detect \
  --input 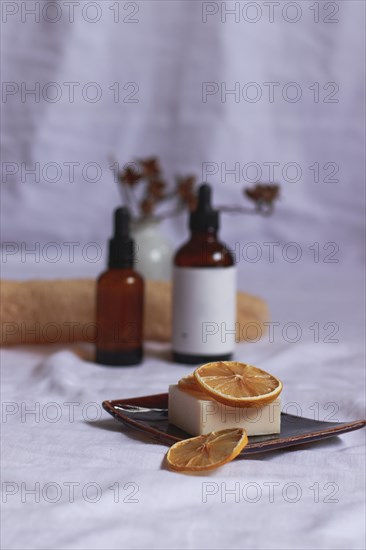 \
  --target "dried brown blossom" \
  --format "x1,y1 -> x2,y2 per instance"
177,175 -> 196,198
119,166 -> 141,187
245,184 -> 280,205
140,158 -> 161,179
148,178 -> 166,199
